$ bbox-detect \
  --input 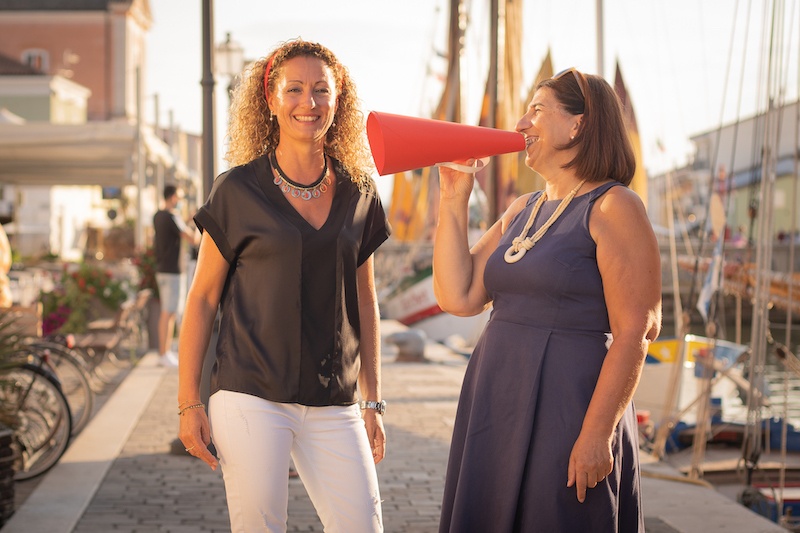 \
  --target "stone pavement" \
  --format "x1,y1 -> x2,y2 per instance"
1,320 -> 789,532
